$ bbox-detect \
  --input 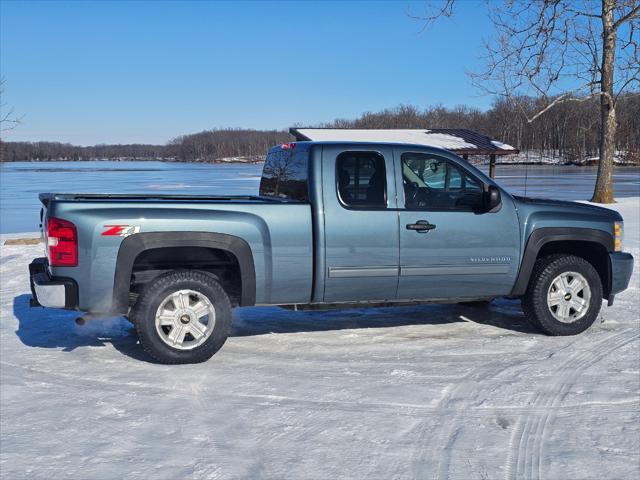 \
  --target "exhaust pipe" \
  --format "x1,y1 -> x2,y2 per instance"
75,315 -> 94,326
